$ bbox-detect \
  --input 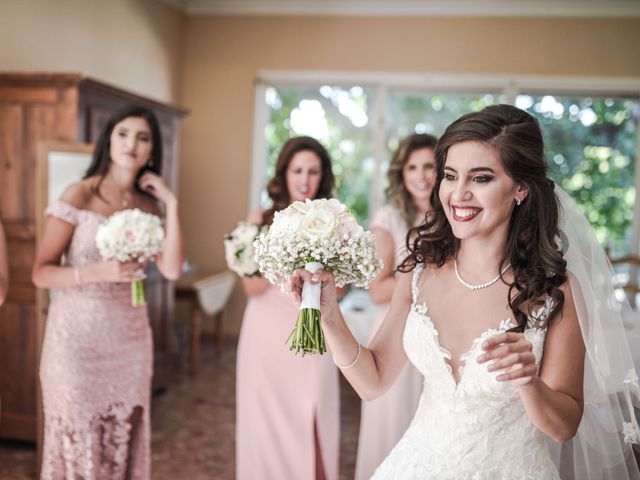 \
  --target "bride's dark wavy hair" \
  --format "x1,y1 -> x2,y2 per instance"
399,104 -> 567,331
